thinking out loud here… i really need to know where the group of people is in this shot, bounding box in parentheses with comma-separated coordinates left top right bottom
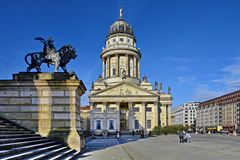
(178, 131, 191, 143)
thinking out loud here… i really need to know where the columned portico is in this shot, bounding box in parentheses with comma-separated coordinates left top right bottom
(89, 8, 172, 134)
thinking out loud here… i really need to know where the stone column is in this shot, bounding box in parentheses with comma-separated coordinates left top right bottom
(102, 58, 105, 79)
(137, 58, 140, 79)
(154, 102, 158, 127)
(142, 102, 146, 130)
(103, 102, 107, 130)
(116, 54, 119, 76)
(168, 104, 171, 126)
(106, 57, 110, 78)
(133, 56, 136, 78)
(90, 103, 94, 130)
(116, 102, 120, 130)
(125, 54, 129, 76)
(128, 102, 133, 131)
(108, 56, 111, 77)
(166, 104, 169, 126)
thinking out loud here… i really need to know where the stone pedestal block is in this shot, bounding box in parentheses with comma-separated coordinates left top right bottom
(0, 72, 86, 152)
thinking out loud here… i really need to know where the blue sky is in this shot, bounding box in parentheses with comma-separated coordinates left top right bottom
(0, 0, 240, 107)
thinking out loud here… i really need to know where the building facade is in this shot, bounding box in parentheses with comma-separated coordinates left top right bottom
(171, 102, 199, 127)
(196, 90, 240, 133)
(89, 10, 172, 134)
(80, 106, 90, 132)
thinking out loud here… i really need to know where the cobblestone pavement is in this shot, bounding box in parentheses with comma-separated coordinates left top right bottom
(79, 134, 240, 160)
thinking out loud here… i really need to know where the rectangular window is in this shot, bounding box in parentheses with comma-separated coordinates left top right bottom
(146, 107, 152, 112)
(109, 120, 114, 129)
(96, 120, 101, 130)
(133, 107, 139, 112)
(135, 120, 139, 129)
(147, 120, 151, 129)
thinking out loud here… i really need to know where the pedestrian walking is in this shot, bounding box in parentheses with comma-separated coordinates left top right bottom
(116, 130, 120, 138)
(185, 132, 191, 143)
(148, 131, 152, 136)
(179, 131, 184, 143)
(132, 130, 135, 136)
(141, 130, 144, 138)
(119, 130, 122, 138)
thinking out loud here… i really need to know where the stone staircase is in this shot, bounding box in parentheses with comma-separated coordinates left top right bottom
(0, 116, 81, 160)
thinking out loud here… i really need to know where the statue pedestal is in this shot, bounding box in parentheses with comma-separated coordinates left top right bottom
(0, 72, 86, 152)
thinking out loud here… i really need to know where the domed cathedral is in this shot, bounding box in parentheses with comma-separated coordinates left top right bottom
(89, 8, 172, 134)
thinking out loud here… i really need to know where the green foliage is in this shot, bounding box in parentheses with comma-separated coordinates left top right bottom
(152, 125, 188, 135)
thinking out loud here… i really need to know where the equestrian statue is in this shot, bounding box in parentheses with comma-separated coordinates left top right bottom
(25, 37, 77, 72)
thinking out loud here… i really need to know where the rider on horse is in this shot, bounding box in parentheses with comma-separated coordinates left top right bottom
(35, 37, 57, 61)
(25, 37, 77, 72)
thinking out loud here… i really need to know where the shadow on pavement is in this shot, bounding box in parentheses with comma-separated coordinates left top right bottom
(84, 134, 152, 153)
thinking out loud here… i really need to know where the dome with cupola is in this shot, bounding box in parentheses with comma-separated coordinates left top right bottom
(106, 8, 134, 38)
(107, 18, 134, 38)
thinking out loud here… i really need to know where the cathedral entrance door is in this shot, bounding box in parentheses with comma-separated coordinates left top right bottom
(120, 103, 129, 131)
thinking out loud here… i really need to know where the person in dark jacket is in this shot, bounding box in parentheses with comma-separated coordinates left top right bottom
(140, 130, 144, 138)
(148, 131, 152, 136)
(132, 130, 135, 136)
(179, 131, 184, 143)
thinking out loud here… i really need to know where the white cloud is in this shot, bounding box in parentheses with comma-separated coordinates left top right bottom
(221, 64, 240, 75)
(212, 57, 240, 88)
(192, 85, 224, 102)
(177, 76, 197, 85)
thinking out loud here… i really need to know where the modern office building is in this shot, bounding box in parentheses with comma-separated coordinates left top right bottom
(196, 90, 240, 133)
(171, 102, 199, 127)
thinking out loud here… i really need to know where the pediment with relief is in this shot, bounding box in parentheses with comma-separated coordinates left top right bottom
(92, 83, 158, 97)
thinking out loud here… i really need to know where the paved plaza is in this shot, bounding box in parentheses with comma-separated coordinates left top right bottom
(80, 134, 240, 160)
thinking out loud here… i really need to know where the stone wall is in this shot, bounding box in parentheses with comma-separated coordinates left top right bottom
(0, 72, 86, 152)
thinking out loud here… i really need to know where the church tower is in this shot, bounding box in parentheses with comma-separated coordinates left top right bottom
(101, 7, 141, 85)
(89, 8, 172, 134)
